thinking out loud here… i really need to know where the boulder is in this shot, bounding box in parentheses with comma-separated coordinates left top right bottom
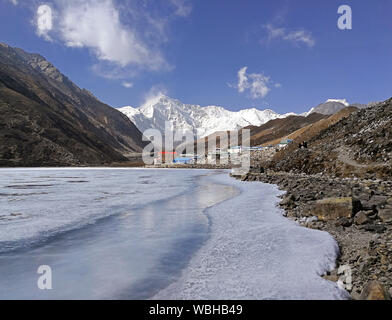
(250, 166, 264, 174)
(312, 197, 356, 221)
(363, 210, 377, 217)
(378, 207, 392, 223)
(364, 224, 386, 233)
(354, 211, 370, 225)
(280, 194, 295, 207)
(351, 292, 361, 300)
(240, 174, 248, 181)
(323, 269, 339, 282)
(361, 195, 388, 211)
(359, 281, 391, 300)
(335, 217, 352, 227)
(323, 274, 339, 282)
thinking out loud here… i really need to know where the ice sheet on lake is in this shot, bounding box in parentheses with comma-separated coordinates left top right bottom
(0, 168, 202, 250)
(0, 168, 349, 299)
(154, 173, 349, 300)
(0, 168, 237, 299)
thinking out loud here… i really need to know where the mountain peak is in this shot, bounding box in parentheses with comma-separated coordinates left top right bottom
(305, 98, 351, 115)
(140, 94, 178, 110)
(119, 97, 292, 138)
(326, 99, 350, 106)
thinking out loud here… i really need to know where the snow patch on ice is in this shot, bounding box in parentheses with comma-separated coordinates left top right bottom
(154, 173, 349, 300)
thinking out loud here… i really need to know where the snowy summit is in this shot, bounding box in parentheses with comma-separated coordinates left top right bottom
(118, 95, 295, 138)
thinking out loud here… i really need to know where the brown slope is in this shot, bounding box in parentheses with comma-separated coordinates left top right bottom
(268, 101, 392, 179)
(266, 106, 358, 147)
(0, 43, 146, 167)
(242, 113, 327, 147)
(181, 113, 327, 154)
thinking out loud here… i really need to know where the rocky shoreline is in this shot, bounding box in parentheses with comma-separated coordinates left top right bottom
(237, 170, 392, 300)
(145, 164, 232, 169)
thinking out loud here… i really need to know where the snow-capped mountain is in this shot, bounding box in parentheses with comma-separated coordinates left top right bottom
(303, 98, 376, 116)
(325, 99, 350, 105)
(304, 99, 351, 116)
(118, 95, 295, 138)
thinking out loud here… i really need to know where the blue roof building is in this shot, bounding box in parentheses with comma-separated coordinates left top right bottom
(173, 157, 193, 164)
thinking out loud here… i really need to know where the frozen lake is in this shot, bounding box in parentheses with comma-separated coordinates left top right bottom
(0, 168, 348, 299)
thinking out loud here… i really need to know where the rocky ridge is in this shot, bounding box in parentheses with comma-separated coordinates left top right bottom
(0, 43, 146, 166)
(269, 99, 392, 179)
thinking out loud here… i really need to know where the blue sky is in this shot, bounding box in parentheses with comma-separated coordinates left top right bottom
(1, 0, 391, 113)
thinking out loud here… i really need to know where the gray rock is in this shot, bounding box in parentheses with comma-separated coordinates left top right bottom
(378, 207, 392, 223)
(364, 224, 386, 233)
(354, 211, 370, 225)
(336, 217, 353, 227)
(280, 195, 294, 206)
(364, 210, 376, 217)
(351, 292, 361, 300)
(363, 195, 388, 210)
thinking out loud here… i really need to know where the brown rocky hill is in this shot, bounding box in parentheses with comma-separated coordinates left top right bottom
(0, 43, 146, 166)
(243, 113, 327, 146)
(267, 106, 358, 149)
(268, 99, 392, 179)
(182, 113, 327, 154)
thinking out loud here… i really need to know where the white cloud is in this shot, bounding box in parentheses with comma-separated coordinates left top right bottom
(237, 66, 248, 93)
(122, 81, 134, 88)
(141, 85, 168, 108)
(10, 0, 18, 5)
(36, 4, 53, 41)
(284, 29, 315, 47)
(265, 24, 285, 41)
(234, 67, 277, 99)
(264, 24, 315, 47)
(34, 0, 188, 77)
(170, 0, 192, 17)
(248, 74, 271, 99)
(59, 0, 165, 69)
